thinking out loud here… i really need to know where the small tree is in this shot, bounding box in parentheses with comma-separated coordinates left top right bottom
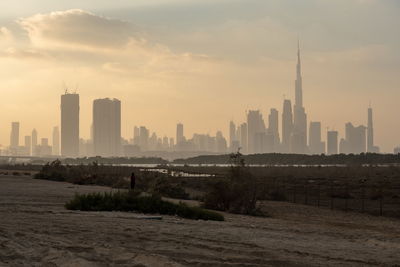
(204, 150, 262, 215)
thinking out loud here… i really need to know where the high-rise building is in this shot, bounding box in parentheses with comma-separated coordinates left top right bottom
(31, 129, 38, 156)
(327, 130, 338, 155)
(24, 136, 31, 156)
(282, 99, 293, 153)
(240, 123, 248, 154)
(292, 42, 308, 154)
(93, 98, 121, 157)
(229, 121, 237, 151)
(247, 110, 266, 154)
(309, 122, 325, 154)
(139, 126, 149, 151)
(268, 108, 280, 152)
(342, 123, 367, 154)
(61, 92, 79, 157)
(52, 126, 60, 156)
(10, 122, 20, 148)
(133, 126, 140, 145)
(176, 123, 184, 145)
(367, 107, 380, 153)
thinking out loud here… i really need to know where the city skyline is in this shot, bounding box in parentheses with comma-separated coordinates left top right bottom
(0, 1, 399, 152)
(0, 45, 389, 157)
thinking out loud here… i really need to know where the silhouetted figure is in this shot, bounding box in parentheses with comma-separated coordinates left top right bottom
(130, 172, 136, 191)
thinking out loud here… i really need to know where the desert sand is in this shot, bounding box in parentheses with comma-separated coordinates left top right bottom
(1, 175, 400, 266)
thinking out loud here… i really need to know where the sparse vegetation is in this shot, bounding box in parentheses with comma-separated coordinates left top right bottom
(204, 151, 264, 216)
(65, 191, 224, 221)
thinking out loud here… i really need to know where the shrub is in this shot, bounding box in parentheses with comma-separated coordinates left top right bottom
(152, 177, 190, 200)
(203, 151, 263, 216)
(65, 192, 224, 221)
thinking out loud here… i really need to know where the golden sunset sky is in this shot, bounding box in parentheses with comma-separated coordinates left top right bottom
(0, 0, 399, 152)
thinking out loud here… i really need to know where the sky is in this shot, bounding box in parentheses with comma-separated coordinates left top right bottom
(0, 0, 399, 152)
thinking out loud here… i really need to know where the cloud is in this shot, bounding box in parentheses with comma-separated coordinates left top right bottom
(18, 9, 136, 50)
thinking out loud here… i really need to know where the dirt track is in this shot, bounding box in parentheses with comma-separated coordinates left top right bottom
(1, 175, 400, 266)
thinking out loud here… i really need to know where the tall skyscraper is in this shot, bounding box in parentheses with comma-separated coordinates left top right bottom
(247, 110, 266, 154)
(240, 123, 248, 154)
(139, 126, 149, 151)
(31, 129, 38, 156)
(10, 122, 20, 148)
(176, 123, 184, 145)
(229, 121, 237, 151)
(268, 108, 280, 152)
(367, 107, 380, 153)
(61, 92, 79, 157)
(282, 99, 293, 152)
(52, 126, 60, 156)
(309, 122, 325, 154)
(93, 98, 121, 157)
(24, 136, 31, 156)
(342, 123, 367, 154)
(327, 130, 338, 155)
(292, 42, 308, 154)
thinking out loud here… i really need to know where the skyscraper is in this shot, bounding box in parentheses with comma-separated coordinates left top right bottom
(176, 123, 184, 145)
(10, 122, 20, 148)
(247, 110, 266, 154)
(309, 122, 325, 154)
(342, 123, 367, 154)
(52, 126, 60, 156)
(268, 108, 280, 152)
(61, 92, 79, 157)
(292, 42, 308, 154)
(367, 107, 380, 153)
(229, 121, 237, 151)
(24, 136, 31, 156)
(31, 129, 38, 156)
(327, 130, 338, 155)
(282, 99, 293, 152)
(240, 123, 248, 154)
(93, 98, 121, 157)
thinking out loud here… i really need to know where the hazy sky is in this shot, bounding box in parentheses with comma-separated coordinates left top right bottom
(0, 0, 399, 152)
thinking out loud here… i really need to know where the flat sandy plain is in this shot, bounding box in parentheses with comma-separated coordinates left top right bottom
(1, 175, 400, 266)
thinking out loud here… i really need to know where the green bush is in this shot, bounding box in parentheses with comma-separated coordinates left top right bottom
(65, 191, 224, 221)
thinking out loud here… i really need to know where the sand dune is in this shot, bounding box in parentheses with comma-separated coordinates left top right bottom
(1, 175, 400, 266)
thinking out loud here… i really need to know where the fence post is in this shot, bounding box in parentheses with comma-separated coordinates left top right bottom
(330, 182, 334, 210)
(380, 185, 383, 216)
(317, 184, 320, 207)
(345, 183, 349, 212)
(361, 182, 365, 213)
(304, 184, 308, 205)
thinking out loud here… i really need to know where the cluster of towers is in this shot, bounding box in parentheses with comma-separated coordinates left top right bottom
(228, 44, 380, 155)
(3, 44, 383, 158)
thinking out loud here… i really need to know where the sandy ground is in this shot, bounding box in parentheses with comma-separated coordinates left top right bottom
(1, 176, 400, 267)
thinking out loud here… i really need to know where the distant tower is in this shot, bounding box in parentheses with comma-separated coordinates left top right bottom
(292, 41, 308, 154)
(93, 98, 122, 157)
(268, 108, 280, 151)
(240, 123, 248, 154)
(52, 126, 60, 156)
(24, 136, 31, 156)
(10, 122, 20, 149)
(176, 123, 184, 145)
(31, 129, 38, 156)
(327, 130, 338, 155)
(229, 121, 237, 151)
(309, 122, 325, 154)
(367, 106, 374, 153)
(61, 92, 80, 157)
(247, 110, 266, 154)
(282, 99, 293, 152)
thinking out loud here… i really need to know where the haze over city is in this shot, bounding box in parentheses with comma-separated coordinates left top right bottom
(0, 0, 399, 153)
